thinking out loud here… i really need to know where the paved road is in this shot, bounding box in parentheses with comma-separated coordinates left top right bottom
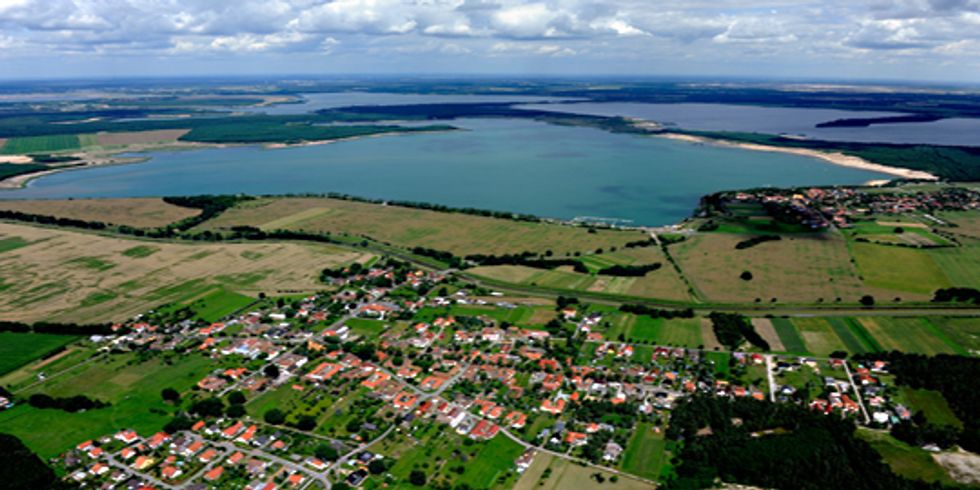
(842, 361, 871, 424)
(765, 354, 777, 403)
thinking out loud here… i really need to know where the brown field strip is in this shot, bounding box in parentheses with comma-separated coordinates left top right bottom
(0, 198, 199, 228)
(94, 129, 190, 146)
(751, 318, 786, 351)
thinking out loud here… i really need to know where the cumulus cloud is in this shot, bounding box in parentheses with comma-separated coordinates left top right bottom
(0, 0, 977, 79)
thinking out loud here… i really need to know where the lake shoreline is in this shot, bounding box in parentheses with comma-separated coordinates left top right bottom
(655, 132, 939, 181)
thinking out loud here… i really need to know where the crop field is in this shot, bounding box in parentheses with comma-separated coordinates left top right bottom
(0, 332, 78, 376)
(937, 210, 980, 239)
(199, 197, 646, 256)
(928, 317, 980, 355)
(621, 422, 667, 480)
(0, 222, 373, 322)
(0, 198, 200, 228)
(856, 317, 964, 355)
(0, 352, 216, 458)
(0, 163, 49, 180)
(770, 318, 808, 353)
(607, 315, 702, 347)
(671, 232, 873, 304)
(825, 317, 880, 354)
(0, 134, 80, 154)
(788, 318, 848, 356)
(849, 242, 950, 297)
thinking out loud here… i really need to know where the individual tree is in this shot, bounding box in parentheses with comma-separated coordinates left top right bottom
(227, 391, 246, 405)
(368, 459, 386, 474)
(740, 271, 753, 281)
(860, 295, 875, 306)
(314, 444, 339, 461)
(226, 404, 246, 418)
(190, 397, 225, 418)
(296, 415, 317, 431)
(409, 470, 427, 486)
(264, 409, 286, 425)
(263, 364, 280, 379)
(161, 387, 180, 403)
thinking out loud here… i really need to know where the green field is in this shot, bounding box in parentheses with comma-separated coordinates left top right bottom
(825, 317, 880, 354)
(857, 429, 956, 485)
(928, 317, 980, 355)
(850, 242, 950, 296)
(0, 163, 50, 180)
(0, 352, 216, 458)
(621, 422, 667, 480)
(0, 134, 80, 154)
(899, 388, 963, 428)
(0, 332, 78, 376)
(0, 236, 30, 253)
(857, 318, 965, 355)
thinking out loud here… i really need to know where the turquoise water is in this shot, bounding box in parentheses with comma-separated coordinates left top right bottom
(1, 119, 890, 226)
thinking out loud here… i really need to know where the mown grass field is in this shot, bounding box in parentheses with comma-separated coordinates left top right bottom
(468, 253, 691, 303)
(0, 222, 373, 322)
(0, 198, 200, 228)
(621, 422, 667, 480)
(0, 332, 78, 376)
(199, 197, 647, 257)
(849, 242, 950, 297)
(0, 352, 216, 458)
(605, 314, 702, 347)
(928, 317, 980, 355)
(671, 231, 870, 304)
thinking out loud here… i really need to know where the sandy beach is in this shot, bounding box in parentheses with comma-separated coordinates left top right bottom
(657, 132, 939, 181)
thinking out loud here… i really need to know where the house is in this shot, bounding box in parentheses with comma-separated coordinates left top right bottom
(540, 398, 566, 415)
(197, 376, 228, 392)
(161, 465, 183, 480)
(505, 411, 527, 429)
(393, 391, 418, 410)
(89, 463, 110, 476)
(565, 431, 588, 447)
(114, 430, 139, 445)
(603, 441, 624, 462)
(287, 473, 305, 487)
(132, 455, 155, 471)
(305, 362, 342, 382)
(469, 420, 500, 440)
(146, 432, 170, 449)
(204, 466, 225, 482)
(199, 448, 219, 463)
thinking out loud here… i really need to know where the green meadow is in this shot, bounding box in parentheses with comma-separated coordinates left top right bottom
(0, 332, 79, 376)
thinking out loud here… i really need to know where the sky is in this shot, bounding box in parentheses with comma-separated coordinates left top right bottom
(1, 0, 979, 83)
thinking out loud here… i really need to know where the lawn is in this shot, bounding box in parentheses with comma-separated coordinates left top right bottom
(0, 332, 78, 376)
(199, 197, 646, 257)
(187, 288, 255, 322)
(456, 435, 524, 489)
(621, 422, 667, 480)
(344, 318, 389, 338)
(704, 351, 731, 376)
(517, 454, 657, 490)
(0, 352, 216, 458)
(770, 318, 808, 354)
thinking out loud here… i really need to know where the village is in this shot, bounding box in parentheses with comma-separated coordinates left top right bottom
(715, 184, 980, 230)
(20, 255, 919, 490)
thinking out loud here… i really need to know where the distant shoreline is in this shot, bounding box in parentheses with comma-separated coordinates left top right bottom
(655, 132, 939, 181)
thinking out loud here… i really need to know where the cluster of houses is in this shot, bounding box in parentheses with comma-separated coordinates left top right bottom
(725, 185, 980, 229)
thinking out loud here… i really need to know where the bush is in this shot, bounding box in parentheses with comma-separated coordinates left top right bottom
(860, 295, 875, 306)
(227, 391, 246, 405)
(161, 387, 180, 403)
(189, 397, 225, 418)
(315, 444, 339, 461)
(295, 415, 317, 431)
(226, 404, 246, 418)
(740, 271, 753, 281)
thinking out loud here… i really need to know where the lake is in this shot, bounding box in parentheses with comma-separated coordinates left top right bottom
(519, 102, 980, 147)
(1, 118, 890, 226)
(242, 92, 575, 115)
